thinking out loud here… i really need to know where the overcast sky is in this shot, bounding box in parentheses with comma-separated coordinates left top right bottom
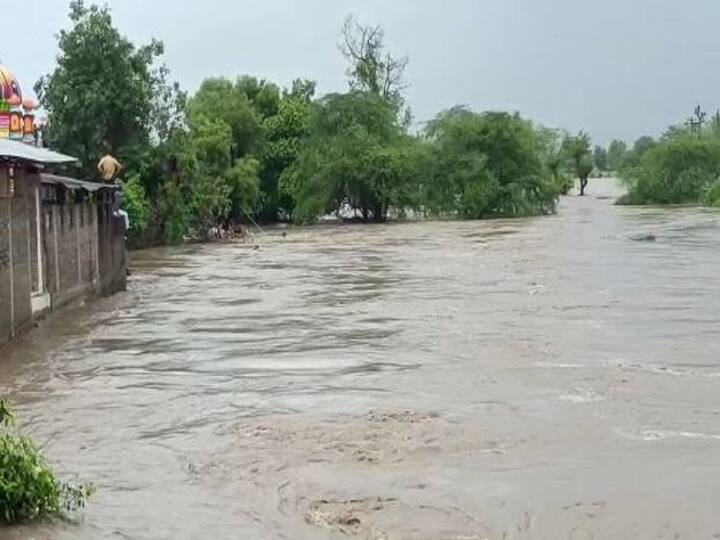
(4, 0, 720, 145)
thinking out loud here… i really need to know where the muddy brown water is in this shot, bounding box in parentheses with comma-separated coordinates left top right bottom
(2, 179, 720, 539)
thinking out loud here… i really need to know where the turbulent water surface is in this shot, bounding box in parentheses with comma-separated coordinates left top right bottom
(1, 180, 719, 539)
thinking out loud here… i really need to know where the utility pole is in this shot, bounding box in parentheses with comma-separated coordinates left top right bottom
(686, 105, 707, 137)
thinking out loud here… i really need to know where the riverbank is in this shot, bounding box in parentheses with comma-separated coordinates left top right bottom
(2, 179, 720, 539)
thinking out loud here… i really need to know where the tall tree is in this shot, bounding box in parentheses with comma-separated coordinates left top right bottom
(282, 92, 414, 223)
(607, 139, 627, 171)
(564, 132, 593, 196)
(261, 80, 316, 220)
(339, 15, 409, 109)
(422, 109, 559, 217)
(35, 1, 175, 177)
(632, 136, 655, 157)
(186, 78, 262, 159)
(536, 126, 572, 194)
(593, 145, 608, 172)
(235, 76, 281, 120)
(623, 135, 656, 169)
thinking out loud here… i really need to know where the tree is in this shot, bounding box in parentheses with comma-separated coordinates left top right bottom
(261, 82, 316, 220)
(226, 157, 262, 219)
(607, 139, 627, 171)
(175, 113, 260, 235)
(285, 79, 317, 101)
(633, 135, 655, 156)
(282, 92, 415, 223)
(235, 75, 281, 119)
(187, 78, 262, 159)
(421, 109, 560, 217)
(35, 1, 176, 177)
(339, 15, 409, 110)
(594, 145, 608, 172)
(623, 135, 656, 169)
(536, 126, 572, 194)
(564, 132, 593, 196)
(620, 133, 720, 205)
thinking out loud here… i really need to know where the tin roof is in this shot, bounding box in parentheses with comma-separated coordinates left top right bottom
(41, 174, 116, 192)
(0, 139, 77, 165)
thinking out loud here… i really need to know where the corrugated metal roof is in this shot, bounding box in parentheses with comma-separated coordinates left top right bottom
(41, 174, 116, 192)
(0, 139, 77, 164)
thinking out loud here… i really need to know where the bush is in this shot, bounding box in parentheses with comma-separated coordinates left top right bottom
(421, 109, 559, 218)
(284, 92, 416, 223)
(620, 135, 720, 205)
(0, 400, 94, 525)
(702, 180, 720, 206)
(121, 175, 150, 242)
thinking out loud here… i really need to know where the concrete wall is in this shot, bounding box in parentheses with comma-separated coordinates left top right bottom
(42, 199, 99, 308)
(0, 168, 35, 342)
(0, 166, 126, 345)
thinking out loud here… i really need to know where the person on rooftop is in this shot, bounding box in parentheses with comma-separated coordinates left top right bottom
(97, 150, 122, 184)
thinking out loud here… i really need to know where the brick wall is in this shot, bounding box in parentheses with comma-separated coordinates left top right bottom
(0, 169, 37, 341)
(42, 198, 105, 309)
(0, 182, 12, 341)
(1, 167, 127, 345)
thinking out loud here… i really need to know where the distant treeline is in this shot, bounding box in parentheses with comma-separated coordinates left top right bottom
(37, 2, 599, 246)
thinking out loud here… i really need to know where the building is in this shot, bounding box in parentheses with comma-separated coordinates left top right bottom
(0, 139, 127, 344)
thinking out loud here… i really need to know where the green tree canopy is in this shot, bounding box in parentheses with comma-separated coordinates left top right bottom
(620, 133, 720, 205)
(235, 76, 281, 119)
(564, 132, 593, 195)
(607, 139, 628, 171)
(421, 109, 560, 217)
(623, 135, 656, 169)
(535, 127, 572, 194)
(186, 78, 262, 158)
(282, 91, 414, 222)
(260, 82, 316, 219)
(594, 145, 608, 171)
(35, 0, 175, 177)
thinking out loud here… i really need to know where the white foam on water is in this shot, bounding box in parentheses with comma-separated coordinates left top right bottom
(619, 429, 720, 442)
(558, 390, 605, 403)
(617, 361, 720, 379)
(533, 362, 583, 369)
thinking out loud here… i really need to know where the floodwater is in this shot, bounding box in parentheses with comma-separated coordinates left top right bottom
(1, 179, 720, 539)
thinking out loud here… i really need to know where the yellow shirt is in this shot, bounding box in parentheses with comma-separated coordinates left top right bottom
(97, 155, 122, 182)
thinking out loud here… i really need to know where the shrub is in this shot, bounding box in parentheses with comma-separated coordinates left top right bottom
(421, 109, 559, 218)
(0, 399, 94, 525)
(620, 135, 720, 205)
(702, 180, 720, 206)
(122, 175, 150, 240)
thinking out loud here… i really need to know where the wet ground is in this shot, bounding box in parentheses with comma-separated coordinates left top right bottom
(1, 179, 720, 539)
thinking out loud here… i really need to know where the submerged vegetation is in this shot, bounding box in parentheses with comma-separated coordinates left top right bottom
(618, 134, 720, 205)
(0, 399, 94, 525)
(593, 106, 720, 207)
(35, 2, 591, 246)
(35, 3, 720, 246)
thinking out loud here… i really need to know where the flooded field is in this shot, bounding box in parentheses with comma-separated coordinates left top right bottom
(1, 179, 719, 539)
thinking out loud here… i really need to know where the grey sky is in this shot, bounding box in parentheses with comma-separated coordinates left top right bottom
(5, 0, 720, 145)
